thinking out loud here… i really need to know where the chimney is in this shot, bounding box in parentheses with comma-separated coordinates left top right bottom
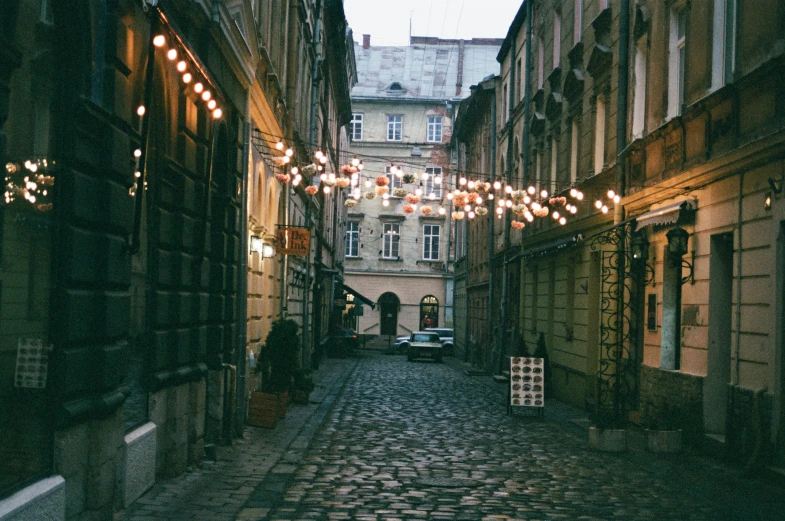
(362, 34, 371, 49)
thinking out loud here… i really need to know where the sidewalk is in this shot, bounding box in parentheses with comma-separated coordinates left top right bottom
(116, 356, 359, 521)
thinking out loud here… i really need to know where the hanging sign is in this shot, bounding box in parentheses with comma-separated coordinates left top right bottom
(276, 226, 310, 256)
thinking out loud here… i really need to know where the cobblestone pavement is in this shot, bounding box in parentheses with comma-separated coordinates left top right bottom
(250, 351, 785, 521)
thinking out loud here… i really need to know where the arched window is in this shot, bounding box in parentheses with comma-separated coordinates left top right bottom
(420, 295, 439, 329)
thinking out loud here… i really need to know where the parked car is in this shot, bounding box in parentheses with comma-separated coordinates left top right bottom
(407, 331, 443, 363)
(324, 327, 359, 358)
(393, 335, 410, 354)
(425, 327, 454, 356)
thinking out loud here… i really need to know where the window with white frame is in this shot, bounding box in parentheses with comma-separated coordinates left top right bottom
(668, 4, 687, 119)
(711, 0, 736, 90)
(350, 113, 363, 141)
(574, 0, 583, 45)
(427, 115, 443, 142)
(422, 224, 440, 260)
(424, 167, 443, 199)
(382, 223, 400, 258)
(632, 36, 648, 139)
(594, 95, 606, 174)
(345, 221, 360, 257)
(538, 37, 545, 89)
(570, 119, 579, 184)
(553, 11, 561, 70)
(387, 115, 402, 141)
(386, 165, 404, 190)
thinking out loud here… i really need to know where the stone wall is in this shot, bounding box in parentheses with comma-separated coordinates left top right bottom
(726, 386, 773, 466)
(640, 365, 703, 443)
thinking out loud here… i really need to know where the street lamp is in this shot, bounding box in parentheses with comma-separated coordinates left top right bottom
(666, 226, 694, 284)
(631, 233, 649, 263)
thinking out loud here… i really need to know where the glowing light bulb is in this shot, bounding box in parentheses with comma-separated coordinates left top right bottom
(541, 189, 549, 198)
(434, 176, 442, 185)
(570, 206, 577, 214)
(153, 35, 166, 47)
(382, 199, 390, 207)
(291, 167, 299, 175)
(415, 188, 422, 196)
(447, 193, 454, 200)
(382, 193, 390, 200)
(467, 181, 476, 189)
(134, 149, 142, 158)
(468, 211, 476, 219)
(137, 105, 146, 116)
(351, 157, 360, 167)
(505, 200, 513, 208)
(321, 173, 327, 181)
(560, 217, 567, 225)
(595, 200, 603, 209)
(459, 177, 467, 185)
(135, 171, 141, 178)
(570, 188, 578, 198)
(314, 150, 323, 158)
(324, 186, 331, 194)
(212, 108, 222, 119)
(498, 199, 505, 207)
(576, 191, 584, 201)
(182, 72, 192, 83)
(552, 211, 560, 220)
(365, 179, 371, 187)
(476, 197, 483, 205)
(167, 49, 177, 61)
(207, 99, 217, 110)
(488, 194, 494, 200)
(613, 195, 621, 204)
(285, 148, 293, 157)
(523, 195, 531, 204)
(527, 186, 536, 194)
(201, 90, 211, 101)
(505, 185, 513, 194)
(464, 204, 472, 212)
(607, 189, 616, 199)
(177, 60, 187, 72)
(496, 207, 504, 215)
(493, 181, 502, 190)
(601, 205, 609, 213)
(282, 156, 290, 164)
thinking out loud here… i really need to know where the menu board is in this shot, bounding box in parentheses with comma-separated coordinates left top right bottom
(14, 338, 53, 389)
(510, 357, 545, 407)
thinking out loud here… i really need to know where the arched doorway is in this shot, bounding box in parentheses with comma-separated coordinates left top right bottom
(420, 295, 439, 329)
(378, 292, 400, 336)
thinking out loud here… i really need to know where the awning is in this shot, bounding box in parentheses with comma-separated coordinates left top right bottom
(633, 199, 697, 231)
(522, 234, 584, 260)
(339, 283, 376, 310)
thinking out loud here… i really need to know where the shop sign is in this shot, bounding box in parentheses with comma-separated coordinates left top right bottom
(276, 226, 310, 256)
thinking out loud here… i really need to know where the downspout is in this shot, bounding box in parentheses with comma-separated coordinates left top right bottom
(235, 119, 250, 436)
(498, 32, 517, 374)
(457, 138, 469, 362)
(734, 172, 744, 385)
(486, 89, 497, 367)
(616, 0, 630, 221)
(522, 0, 532, 185)
(304, 0, 323, 367)
(445, 101, 454, 329)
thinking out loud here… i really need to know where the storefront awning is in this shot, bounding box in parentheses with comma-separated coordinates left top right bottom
(339, 283, 376, 309)
(522, 234, 584, 260)
(633, 199, 697, 231)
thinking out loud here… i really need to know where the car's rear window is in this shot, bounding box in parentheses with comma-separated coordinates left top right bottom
(413, 333, 439, 342)
(427, 329, 453, 338)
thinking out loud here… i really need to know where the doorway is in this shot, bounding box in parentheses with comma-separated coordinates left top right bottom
(420, 295, 439, 329)
(704, 233, 734, 437)
(379, 292, 400, 336)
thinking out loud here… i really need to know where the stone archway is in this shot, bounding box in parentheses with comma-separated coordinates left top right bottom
(378, 292, 400, 336)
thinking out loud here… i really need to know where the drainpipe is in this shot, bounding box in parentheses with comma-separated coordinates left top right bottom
(523, 0, 532, 185)
(235, 119, 250, 436)
(616, 0, 630, 219)
(734, 172, 744, 385)
(445, 100, 454, 329)
(304, 0, 323, 367)
(487, 86, 497, 367)
(498, 32, 517, 374)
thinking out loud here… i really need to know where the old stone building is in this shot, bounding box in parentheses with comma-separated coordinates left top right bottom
(453, 0, 785, 468)
(0, 0, 355, 519)
(344, 35, 502, 339)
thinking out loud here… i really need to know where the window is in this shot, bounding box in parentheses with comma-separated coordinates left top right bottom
(502, 83, 508, 123)
(350, 113, 363, 141)
(517, 57, 523, 102)
(537, 37, 545, 89)
(387, 115, 402, 141)
(520, 42, 528, 101)
(535, 149, 542, 185)
(668, 4, 687, 119)
(345, 221, 359, 257)
(711, 0, 736, 90)
(599, 0, 608, 9)
(632, 36, 647, 139)
(574, 0, 583, 45)
(386, 166, 404, 190)
(553, 11, 561, 70)
(382, 223, 400, 258)
(424, 167, 443, 199)
(570, 119, 580, 184)
(40, 0, 53, 23)
(594, 95, 606, 174)
(423, 224, 440, 260)
(427, 116, 443, 142)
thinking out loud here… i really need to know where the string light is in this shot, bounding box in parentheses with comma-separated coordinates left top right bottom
(493, 181, 502, 190)
(167, 49, 178, 60)
(153, 35, 166, 47)
(194, 82, 204, 94)
(176, 60, 187, 72)
(136, 106, 146, 116)
(182, 73, 192, 83)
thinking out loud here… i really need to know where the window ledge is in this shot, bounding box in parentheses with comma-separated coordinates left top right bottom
(379, 257, 403, 262)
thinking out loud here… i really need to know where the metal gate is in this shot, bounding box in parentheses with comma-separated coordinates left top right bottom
(588, 221, 652, 426)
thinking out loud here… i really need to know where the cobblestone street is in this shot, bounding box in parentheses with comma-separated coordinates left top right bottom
(120, 349, 785, 521)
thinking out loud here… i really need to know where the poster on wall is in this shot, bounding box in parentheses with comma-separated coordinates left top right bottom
(509, 357, 545, 410)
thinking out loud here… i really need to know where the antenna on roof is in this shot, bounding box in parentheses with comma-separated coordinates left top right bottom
(409, 10, 413, 44)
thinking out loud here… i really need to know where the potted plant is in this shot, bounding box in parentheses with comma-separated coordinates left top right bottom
(588, 408, 628, 452)
(291, 369, 315, 404)
(247, 319, 300, 427)
(644, 403, 683, 453)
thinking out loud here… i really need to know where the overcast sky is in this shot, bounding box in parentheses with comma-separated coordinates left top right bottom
(343, 0, 522, 47)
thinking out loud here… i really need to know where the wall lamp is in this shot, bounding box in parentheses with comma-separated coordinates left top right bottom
(250, 235, 275, 258)
(666, 227, 694, 285)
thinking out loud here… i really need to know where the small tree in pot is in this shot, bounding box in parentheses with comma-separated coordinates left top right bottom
(248, 319, 300, 427)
